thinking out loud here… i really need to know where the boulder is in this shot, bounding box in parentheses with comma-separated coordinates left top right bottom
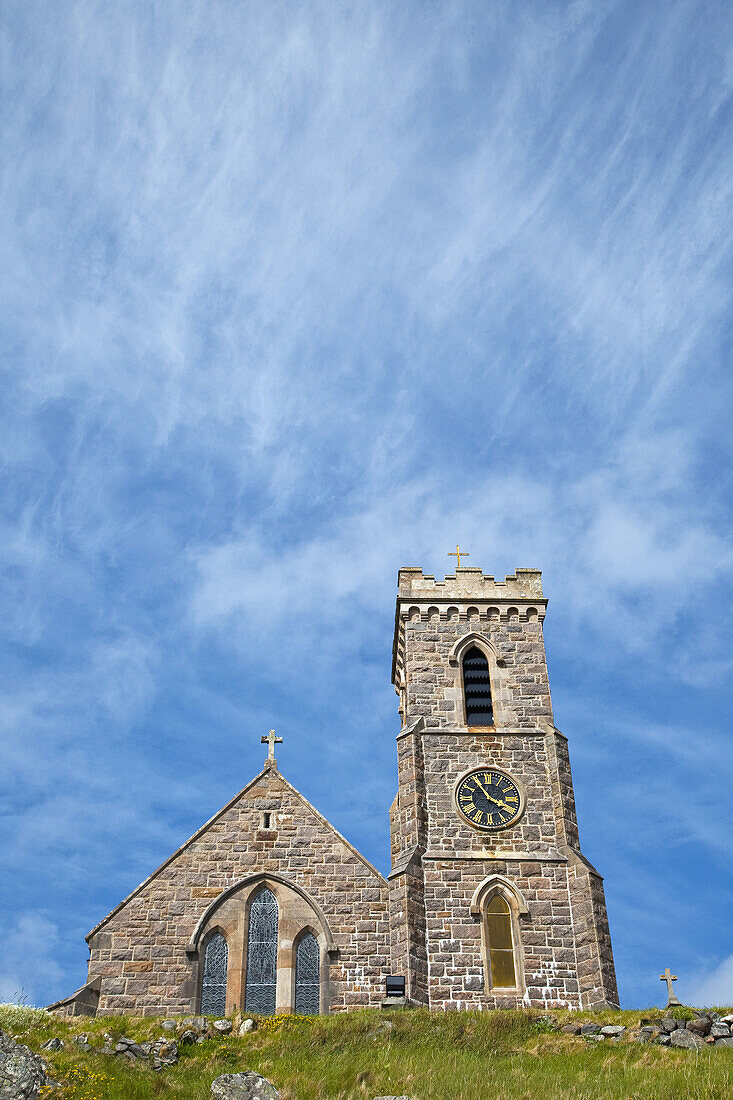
(654, 1035, 671, 1046)
(710, 1023, 731, 1038)
(211, 1072, 281, 1099)
(670, 1029, 705, 1050)
(600, 1025, 626, 1037)
(715, 1037, 733, 1047)
(660, 1018, 678, 1033)
(72, 1034, 91, 1052)
(182, 1016, 208, 1036)
(213, 1020, 233, 1034)
(686, 1017, 711, 1037)
(0, 1030, 48, 1099)
(580, 1023, 601, 1035)
(161, 1020, 178, 1033)
(239, 1020, 256, 1035)
(179, 1029, 199, 1045)
(40, 1039, 63, 1051)
(561, 1023, 581, 1035)
(720, 1014, 733, 1025)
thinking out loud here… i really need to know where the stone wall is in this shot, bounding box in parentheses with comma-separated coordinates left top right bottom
(390, 566, 619, 1010)
(85, 764, 390, 1016)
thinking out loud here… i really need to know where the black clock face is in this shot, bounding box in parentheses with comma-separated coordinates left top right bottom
(455, 769, 522, 829)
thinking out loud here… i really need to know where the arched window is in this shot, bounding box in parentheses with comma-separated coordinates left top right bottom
(462, 646, 493, 725)
(294, 931, 320, 1015)
(200, 932, 228, 1015)
(245, 887, 279, 1015)
(485, 895, 517, 989)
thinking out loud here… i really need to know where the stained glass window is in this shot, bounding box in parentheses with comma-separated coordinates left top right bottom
(463, 647, 493, 725)
(486, 895, 516, 988)
(201, 932, 228, 1015)
(294, 932, 320, 1015)
(244, 887, 278, 1015)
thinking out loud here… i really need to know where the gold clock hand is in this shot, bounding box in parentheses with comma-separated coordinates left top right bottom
(472, 776, 513, 813)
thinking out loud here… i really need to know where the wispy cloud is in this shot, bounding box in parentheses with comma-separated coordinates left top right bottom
(0, 0, 731, 1007)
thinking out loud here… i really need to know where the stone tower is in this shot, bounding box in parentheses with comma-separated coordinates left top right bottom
(389, 565, 619, 1010)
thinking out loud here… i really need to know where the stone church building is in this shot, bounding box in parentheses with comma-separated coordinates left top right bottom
(49, 564, 619, 1017)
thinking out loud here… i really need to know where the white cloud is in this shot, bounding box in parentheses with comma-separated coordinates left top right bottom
(682, 954, 733, 1009)
(0, 914, 64, 1007)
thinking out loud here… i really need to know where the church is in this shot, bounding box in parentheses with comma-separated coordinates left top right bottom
(49, 562, 619, 1017)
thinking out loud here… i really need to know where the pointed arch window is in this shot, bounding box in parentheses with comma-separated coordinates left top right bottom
(294, 931, 320, 1015)
(200, 932, 228, 1015)
(462, 646, 494, 725)
(485, 895, 517, 989)
(245, 887, 279, 1015)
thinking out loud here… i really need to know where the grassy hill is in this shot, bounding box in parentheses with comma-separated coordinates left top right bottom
(2, 1003, 732, 1100)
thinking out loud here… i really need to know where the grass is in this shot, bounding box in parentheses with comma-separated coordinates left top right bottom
(1, 1003, 732, 1100)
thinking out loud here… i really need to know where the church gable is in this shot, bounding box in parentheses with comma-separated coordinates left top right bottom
(86, 763, 390, 1016)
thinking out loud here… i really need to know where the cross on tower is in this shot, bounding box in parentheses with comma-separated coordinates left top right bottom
(447, 544, 470, 569)
(660, 967, 682, 1007)
(261, 729, 282, 762)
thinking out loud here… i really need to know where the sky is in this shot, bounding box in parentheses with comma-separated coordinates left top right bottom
(0, 0, 731, 1011)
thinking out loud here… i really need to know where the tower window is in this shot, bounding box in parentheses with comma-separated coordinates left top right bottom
(486, 895, 517, 989)
(462, 646, 494, 726)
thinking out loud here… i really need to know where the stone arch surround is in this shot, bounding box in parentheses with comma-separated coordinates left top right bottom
(189, 873, 336, 1015)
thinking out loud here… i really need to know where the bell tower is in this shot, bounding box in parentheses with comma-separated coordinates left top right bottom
(388, 563, 619, 1010)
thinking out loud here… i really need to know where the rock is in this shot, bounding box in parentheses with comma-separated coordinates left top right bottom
(580, 1023, 601, 1035)
(213, 1020, 233, 1034)
(182, 1016, 208, 1035)
(670, 1029, 706, 1050)
(585, 1034, 605, 1042)
(0, 1030, 48, 1099)
(720, 1014, 733, 1024)
(660, 1018, 678, 1033)
(636, 1026, 661, 1043)
(150, 1039, 178, 1069)
(211, 1071, 281, 1099)
(654, 1034, 671, 1045)
(710, 1023, 731, 1038)
(179, 1029, 199, 1045)
(161, 1020, 177, 1033)
(561, 1023, 581, 1034)
(715, 1036, 733, 1047)
(72, 1034, 91, 1052)
(686, 1017, 711, 1037)
(40, 1038, 63, 1051)
(600, 1025, 626, 1037)
(239, 1020, 256, 1035)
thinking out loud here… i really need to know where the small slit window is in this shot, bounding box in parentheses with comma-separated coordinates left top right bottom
(462, 646, 494, 726)
(486, 895, 517, 989)
(294, 932, 320, 1015)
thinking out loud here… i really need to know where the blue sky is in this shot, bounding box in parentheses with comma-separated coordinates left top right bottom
(1, 0, 731, 1010)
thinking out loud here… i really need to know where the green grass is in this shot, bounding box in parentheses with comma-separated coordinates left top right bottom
(1, 1004, 732, 1100)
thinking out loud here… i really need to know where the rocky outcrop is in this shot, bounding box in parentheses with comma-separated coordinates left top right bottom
(0, 1031, 47, 1099)
(211, 1072, 281, 1099)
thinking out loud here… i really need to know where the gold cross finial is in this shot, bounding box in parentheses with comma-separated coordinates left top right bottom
(448, 544, 470, 569)
(660, 967, 681, 1006)
(261, 729, 282, 762)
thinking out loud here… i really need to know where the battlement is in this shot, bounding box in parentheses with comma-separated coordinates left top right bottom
(397, 566, 544, 600)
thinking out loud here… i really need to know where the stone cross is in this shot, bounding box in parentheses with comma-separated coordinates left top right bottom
(660, 967, 681, 1006)
(448, 544, 470, 569)
(261, 729, 282, 762)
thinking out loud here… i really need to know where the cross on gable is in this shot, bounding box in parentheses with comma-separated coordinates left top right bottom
(261, 729, 283, 762)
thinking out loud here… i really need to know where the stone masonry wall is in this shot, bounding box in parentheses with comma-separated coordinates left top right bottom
(86, 764, 390, 1016)
(391, 566, 619, 1010)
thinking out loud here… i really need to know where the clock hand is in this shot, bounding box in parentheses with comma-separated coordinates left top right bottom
(472, 776, 513, 813)
(472, 776, 512, 813)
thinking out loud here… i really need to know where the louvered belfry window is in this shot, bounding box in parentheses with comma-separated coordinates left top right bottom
(294, 932, 320, 1015)
(201, 932, 228, 1015)
(244, 887, 279, 1015)
(462, 646, 494, 725)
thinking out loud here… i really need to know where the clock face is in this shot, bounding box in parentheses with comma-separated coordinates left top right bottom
(454, 768, 523, 830)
